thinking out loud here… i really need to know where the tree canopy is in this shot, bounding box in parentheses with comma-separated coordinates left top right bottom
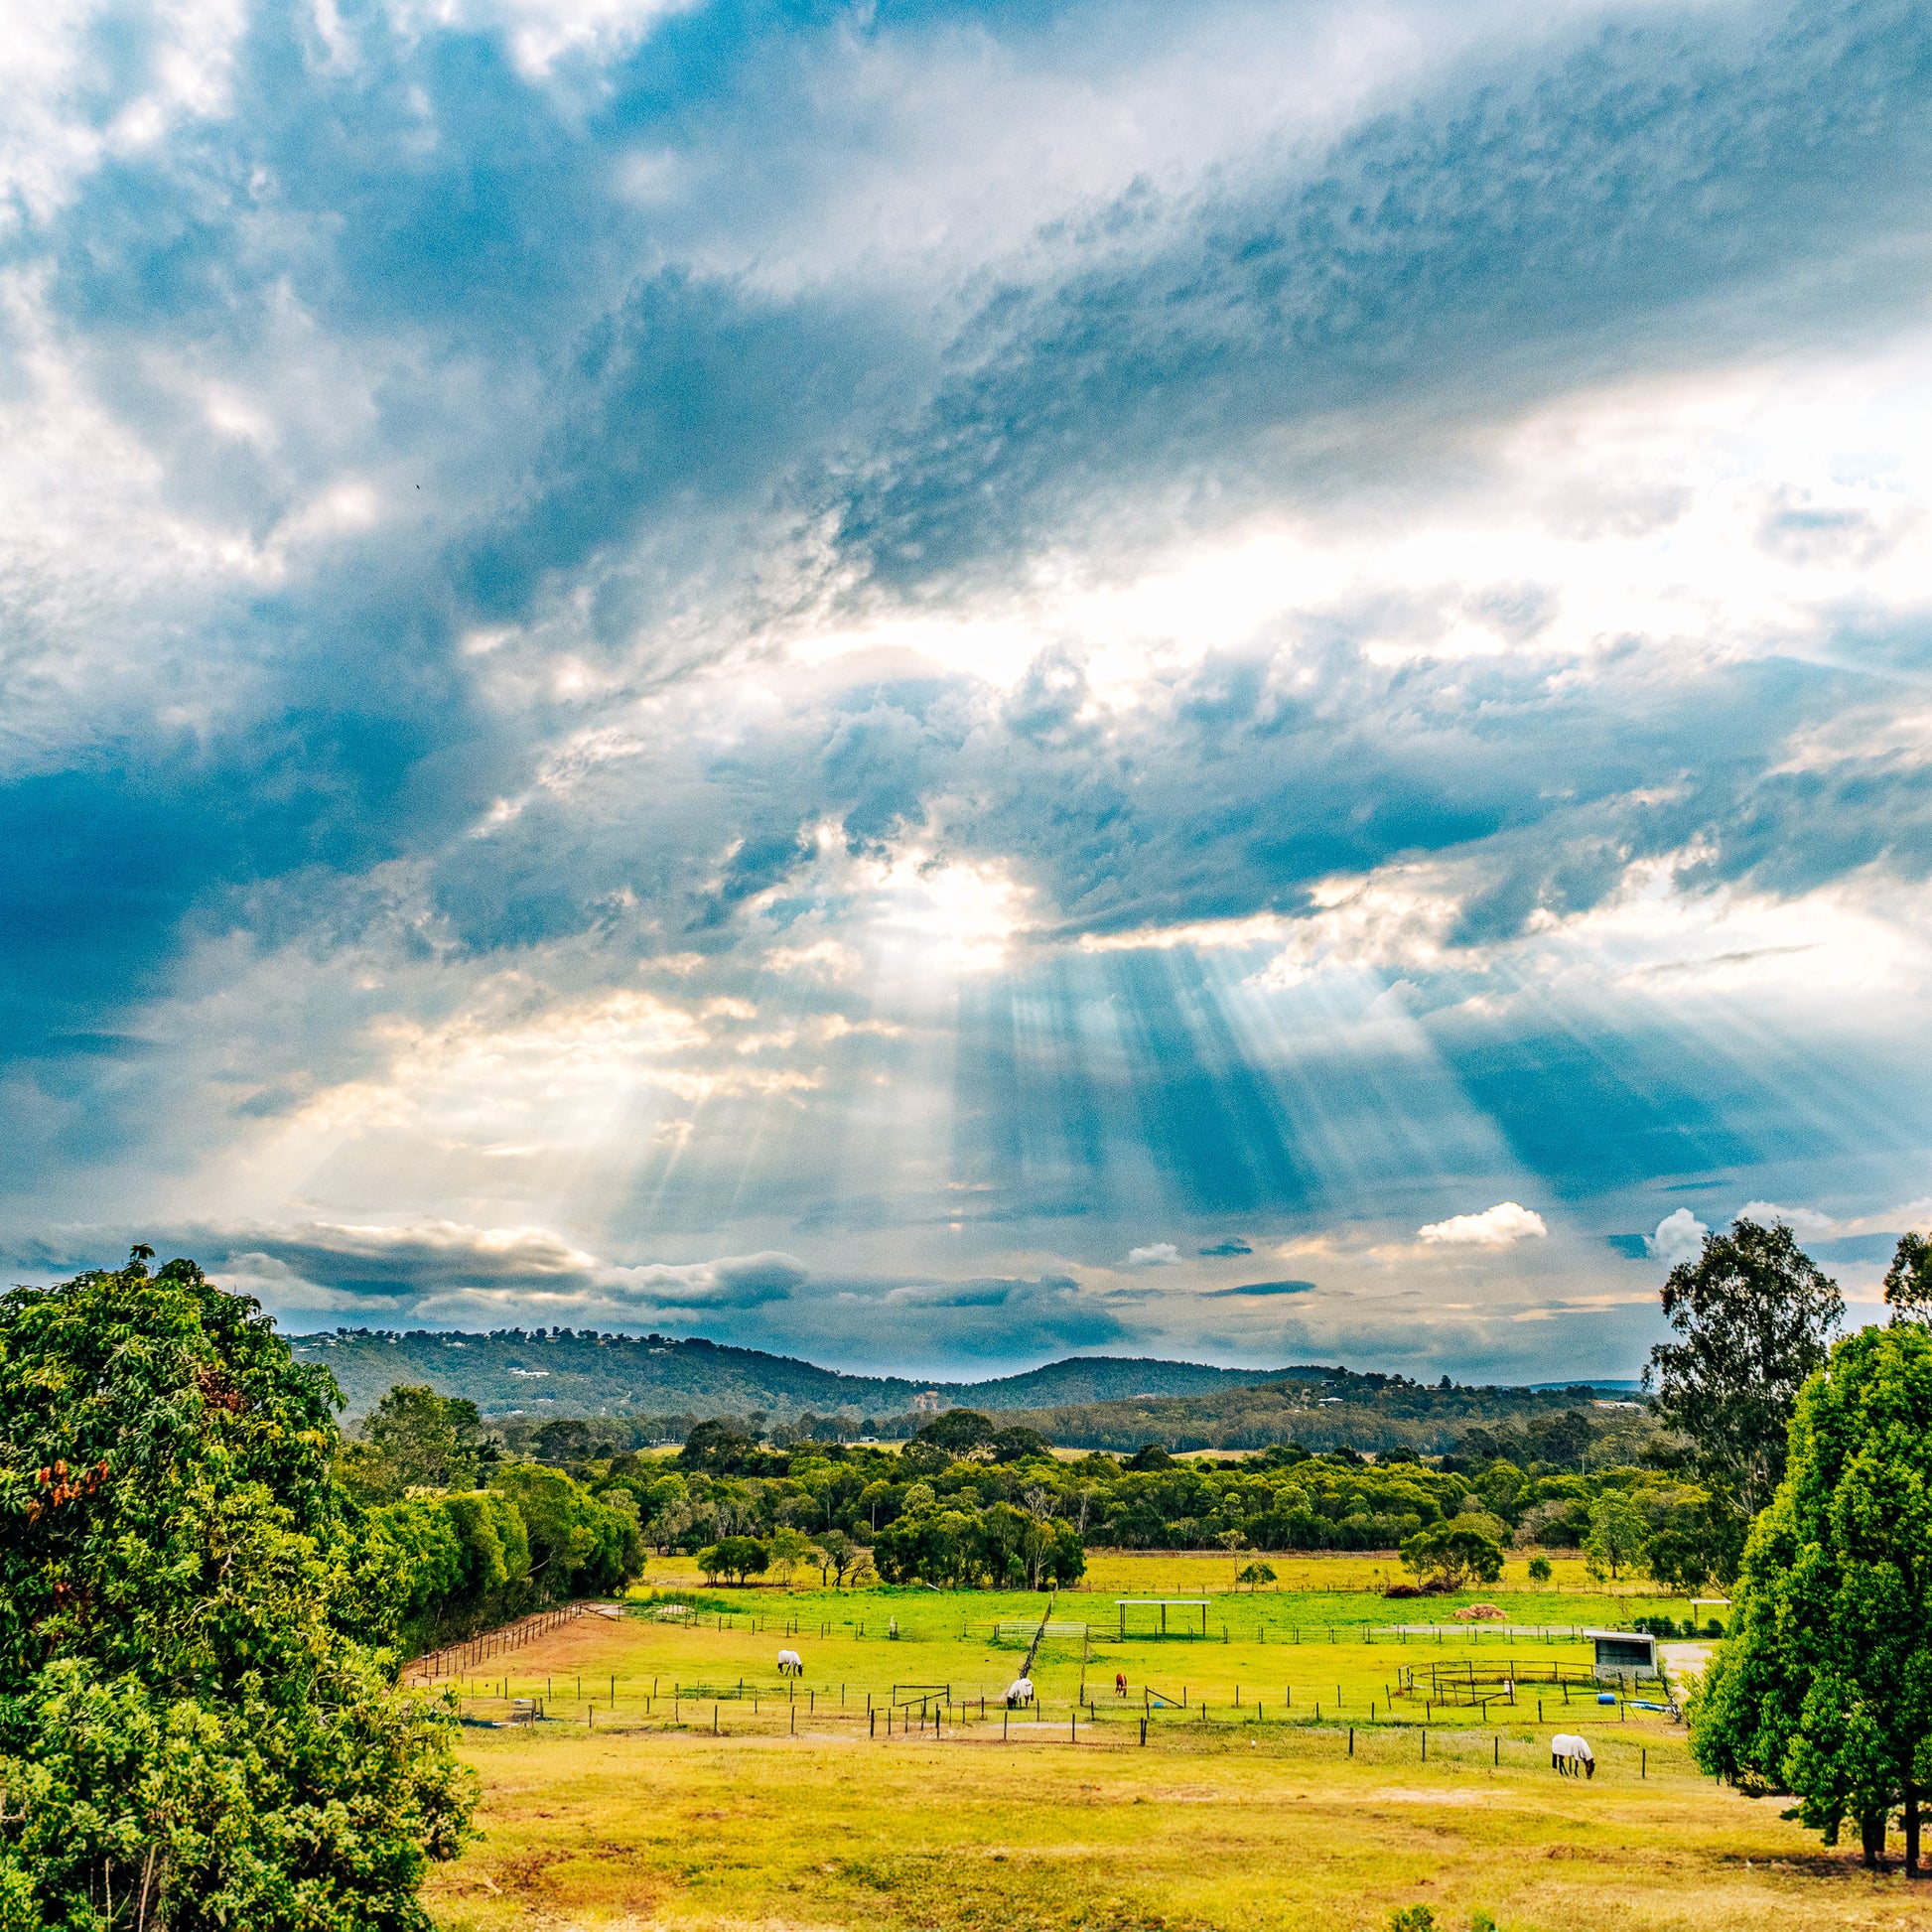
(1647, 1217, 1843, 1517)
(1399, 1520, 1504, 1590)
(0, 1251, 475, 1929)
(1691, 1322, 1932, 1873)
(1884, 1233, 1932, 1324)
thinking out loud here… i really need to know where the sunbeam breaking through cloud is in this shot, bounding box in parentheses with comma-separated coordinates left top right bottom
(3, 0, 1932, 1380)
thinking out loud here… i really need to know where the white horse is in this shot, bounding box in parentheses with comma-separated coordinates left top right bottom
(1005, 1676, 1035, 1708)
(1551, 1732, 1594, 1777)
(776, 1649, 803, 1676)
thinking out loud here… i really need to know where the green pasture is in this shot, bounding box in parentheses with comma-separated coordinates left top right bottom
(425, 1570, 1698, 1738)
(423, 1585, 1917, 1932)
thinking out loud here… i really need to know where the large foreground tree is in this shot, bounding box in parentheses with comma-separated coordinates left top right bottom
(1647, 1217, 1843, 1520)
(0, 1251, 474, 1929)
(1691, 1322, 1932, 1873)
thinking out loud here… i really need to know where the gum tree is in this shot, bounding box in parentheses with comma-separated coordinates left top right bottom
(1691, 1322, 1932, 1873)
(1648, 1217, 1843, 1519)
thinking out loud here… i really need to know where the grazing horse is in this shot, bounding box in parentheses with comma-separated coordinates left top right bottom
(1551, 1732, 1594, 1777)
(776, 1649, 803, 1676)
(1115, 1672, 1129, 1698)
(1005, 1676, 1035, 1709)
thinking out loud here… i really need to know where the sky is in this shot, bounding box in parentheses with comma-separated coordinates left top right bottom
(4, 0, 1931, 1384)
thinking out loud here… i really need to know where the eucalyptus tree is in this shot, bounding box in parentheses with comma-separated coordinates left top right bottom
(1692, 1323, 1932, 1874)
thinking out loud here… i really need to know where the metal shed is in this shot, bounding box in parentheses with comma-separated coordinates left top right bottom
(1586, 1628, 1658, 1684)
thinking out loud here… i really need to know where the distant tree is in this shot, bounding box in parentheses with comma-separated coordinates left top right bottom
(1237, 1561, 1278, 1590)
(678, 1419, 759, 1474)
(532, 1417, 598, 1466)
(703, 1536, 769, 1585)
(1399, 1521, 1505, 1590)
(352, 1383, 491, 1496)
(913, 1410, 998, 1458)
(1583, 1490, 1647, 1582)
(0, 1251, 474, 1927)
(491, 1461, 642, 1597)
(1527, 1555, 1553, 1585)
(1691, 1323, 1932, 1874)
(990, 1425, 1049, 1463)
(768, 1526, 814, 1585)
(1639, 1488, 1744, 1592)
(813, 1529, 858, 1587)
(1127, 1444, 1173, 1471)
(1884, 1233, 1932, 1324)
(1647, 1218, 1843, 1517)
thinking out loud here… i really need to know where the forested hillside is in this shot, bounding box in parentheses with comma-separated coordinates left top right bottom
(997, 1371, 1620, 1453)
(294, 1327, 1308, 1422)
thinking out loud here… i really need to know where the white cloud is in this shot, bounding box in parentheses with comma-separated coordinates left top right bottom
(1417, 1202, 1548, 1248)
(1124, 1242, 1181, 1269)
(1738, 1200, 1834, 1233)
(1646, 1208, 1709, 1269)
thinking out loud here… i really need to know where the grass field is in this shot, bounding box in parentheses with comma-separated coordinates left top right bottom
(422, 1558, 1912, 1932)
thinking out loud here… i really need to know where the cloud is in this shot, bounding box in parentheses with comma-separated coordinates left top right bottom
(169, 1219, 808, 1315)
(1417, 1203, 1548, 1248)
(1646, 1209, 1710, 1269)
(1199, 1279, 1315, 1299)
(1123, 1243, 1181, 1269)
(4, 0, 1932, 1391)
(1738, 1200, 1835, 1234)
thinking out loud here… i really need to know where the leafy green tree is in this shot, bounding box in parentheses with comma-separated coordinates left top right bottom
(1584, 1490, 1647, 1582)
(678, 1420, 759, 1474)
(0, 1250, 475, 1928)
(1639, 1488, 1743, 1592)
(813, 1529, 858, 1587)
(1884, 1233, 1932, 1323)
(1399, 1521, 1504, 1590)
(1647, 1217, 1843, 1517)
(767, 1526, 814, 1584)
(705, 1536, 768, 1585)
(348, 1384, 494, 1499)
(1527, 1555, 1553, 1585)
(1691, 1322, 1932, 1873)
(490, 1461, 640, 1598)
(1236, 1561, 1278, 1590)
(990, 1425, 1049, 1463)
(912, 1410, 997, 1458)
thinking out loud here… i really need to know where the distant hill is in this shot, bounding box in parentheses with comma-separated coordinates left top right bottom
(290, 1326, 1307, 1423)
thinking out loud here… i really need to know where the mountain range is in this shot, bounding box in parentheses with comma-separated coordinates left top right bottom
(292, 1325, 1321, 1423)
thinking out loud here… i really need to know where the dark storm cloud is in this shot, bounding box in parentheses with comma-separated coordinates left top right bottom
(1199, 1279, 1315, 1299)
